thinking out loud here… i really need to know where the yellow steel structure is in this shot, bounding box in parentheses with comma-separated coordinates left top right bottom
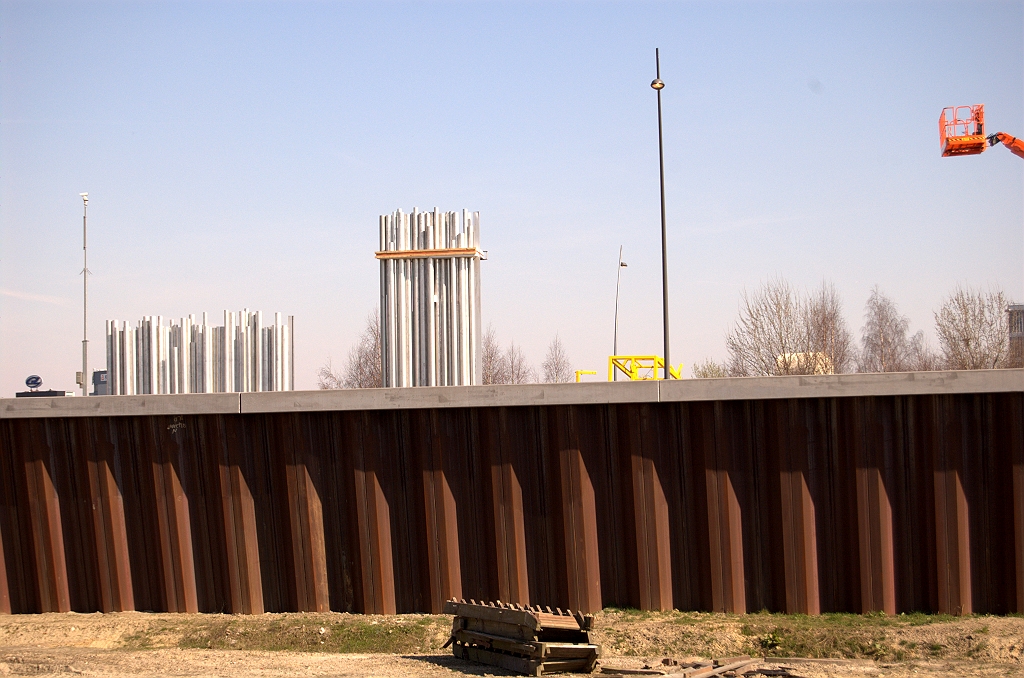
(608, 355, 682, 381)
(574, 370, 597, 383)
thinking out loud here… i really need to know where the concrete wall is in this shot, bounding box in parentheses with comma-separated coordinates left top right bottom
(0, 370, 1021, 616)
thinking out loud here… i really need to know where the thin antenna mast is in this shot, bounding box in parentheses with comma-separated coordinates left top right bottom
(80, 192, 89, 396)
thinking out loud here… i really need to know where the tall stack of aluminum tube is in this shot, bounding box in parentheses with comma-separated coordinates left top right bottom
(378, 208, 483, 387)
(105, 310, 294, 395)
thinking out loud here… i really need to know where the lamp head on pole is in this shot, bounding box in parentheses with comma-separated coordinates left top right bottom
(651, 79, 664, 91)
(79, 192, 88, 205)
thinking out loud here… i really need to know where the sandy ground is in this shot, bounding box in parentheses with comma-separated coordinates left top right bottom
(0, 612, 1020, 677)
(1, 647, 1021, 678)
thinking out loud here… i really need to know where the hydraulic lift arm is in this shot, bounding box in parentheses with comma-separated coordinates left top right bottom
(988, 132, 1024, 160)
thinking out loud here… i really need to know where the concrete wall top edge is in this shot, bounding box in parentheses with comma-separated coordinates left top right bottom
(658, 369, 1024, 402)
(1, 370, 1020, 419)
(0, 393, 241, 419)
(238, 380, 660, 413)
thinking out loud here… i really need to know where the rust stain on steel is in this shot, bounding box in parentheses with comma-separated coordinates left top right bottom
(84, 419, 134, 612)
(0, 391, 1022, 617)
(21, 422, 71, 613)
(352, 412, 396, 615)
(557, 439, 601, 613)
(1014, 394, 1024, 614)
(931, 397, 973, 616)
(855, 464, 896, 614)
(487, 408, 529, 606)
(218, 415, 263, 614)
(282, 414, 330, 613)
(1016, 460, 1024, 615)
(623, 404, 672, 612)
(934, 467, 972, 615)
(848, 397, 897, 615)
(152, 435, 198, 613)
(777, 400, 820, 616)
(703, 402, 745, 614)
(0, 506, 9, 613)
(422, 410, 462, 612)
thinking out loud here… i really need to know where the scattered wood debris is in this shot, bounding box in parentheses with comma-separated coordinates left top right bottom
(602, 655, 762, 678)
(444, 599, 602, 676)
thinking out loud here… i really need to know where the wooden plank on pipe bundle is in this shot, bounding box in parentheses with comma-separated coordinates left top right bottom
(454, 643, 595, 677)
(443, 600, 543, 630)
(535, 612, 587, 630)
(540, 658, 598, 673)
(458, 616, 540, 641)
(446, 599, 592, 632)
(453, 629, 600, 661)
(453, 629, 540, 656)
(446, 599, 600, 674)
(455, 644, 541, 676)
(541, 643, 601, 661)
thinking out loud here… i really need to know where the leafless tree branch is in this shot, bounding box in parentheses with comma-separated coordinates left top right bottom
(542, 334, 574, 383)
(319, 308, 382, 389)
(935, 285, 1011, 369)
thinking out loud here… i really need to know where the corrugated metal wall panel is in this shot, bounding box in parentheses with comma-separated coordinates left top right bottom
(0, 392, 1021, 616)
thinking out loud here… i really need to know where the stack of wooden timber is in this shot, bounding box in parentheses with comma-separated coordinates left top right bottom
(444, 599, 602, 676)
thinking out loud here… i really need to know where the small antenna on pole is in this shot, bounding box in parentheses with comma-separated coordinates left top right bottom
(79, 192, 89, 396)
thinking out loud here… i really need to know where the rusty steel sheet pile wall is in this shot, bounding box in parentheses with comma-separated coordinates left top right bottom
(0, 371, 1021, 617)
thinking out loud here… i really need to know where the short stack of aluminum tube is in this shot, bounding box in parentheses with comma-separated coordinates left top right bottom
(378, 208, 483, 387)
(105, 310, 294, 395)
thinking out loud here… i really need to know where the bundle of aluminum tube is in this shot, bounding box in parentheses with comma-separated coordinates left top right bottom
(378, 208, 483, 387)
(105, 310, 294, 395)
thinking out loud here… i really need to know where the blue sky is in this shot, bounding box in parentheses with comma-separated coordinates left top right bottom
(1, 0, 1022, 394)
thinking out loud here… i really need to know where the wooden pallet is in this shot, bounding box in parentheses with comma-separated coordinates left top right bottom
(444, 599, 601, 675)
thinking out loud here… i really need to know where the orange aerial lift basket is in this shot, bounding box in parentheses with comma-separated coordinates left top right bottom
(939, 105, 986, 156)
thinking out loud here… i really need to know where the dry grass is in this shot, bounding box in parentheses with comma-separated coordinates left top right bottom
(120, 613, 452, 654)
(593, 609, 1024, 663)
(1, 608, 1021, 666)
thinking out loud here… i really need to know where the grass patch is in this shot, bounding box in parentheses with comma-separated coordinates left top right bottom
(723, 612, 956, 660)
(119, 614, 450, 654)
(593, 609, 1005, 662)
(107, 608, 1014, 663)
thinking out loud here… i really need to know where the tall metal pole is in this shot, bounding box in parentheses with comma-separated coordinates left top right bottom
(80, 193, 89, 396)
(613, 246, 627, 380)
(651, 49, 671, 379)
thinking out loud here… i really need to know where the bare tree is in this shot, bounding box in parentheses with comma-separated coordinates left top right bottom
(858, 286, 940, 372)
(725, 277, 854, 376)
(806, 281, 855, 374)
(317, 357, 344, 389)
(542, 334, 574, 383)
(319, 308, 382, 389)
(691, 358, 728, 378)
(482, 324, 508, 385)
(935, 285, 1011, 369)
(482, 325, 537, 385)
(504, 341, 537, 384)
(906, 331, 940, 371)
(726, 277, 809, 376)
(859, 286, 913, 372)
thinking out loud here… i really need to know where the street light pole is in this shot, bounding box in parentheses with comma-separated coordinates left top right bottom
(613, 246, 628, 380)
(80, 192, 89, 396)
(651, 49, 671, 379)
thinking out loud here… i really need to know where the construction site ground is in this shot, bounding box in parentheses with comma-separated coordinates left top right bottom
(0, 609, 1020, 677)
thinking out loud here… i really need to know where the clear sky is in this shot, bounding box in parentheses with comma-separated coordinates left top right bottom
(1, 0, 1022, 395)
